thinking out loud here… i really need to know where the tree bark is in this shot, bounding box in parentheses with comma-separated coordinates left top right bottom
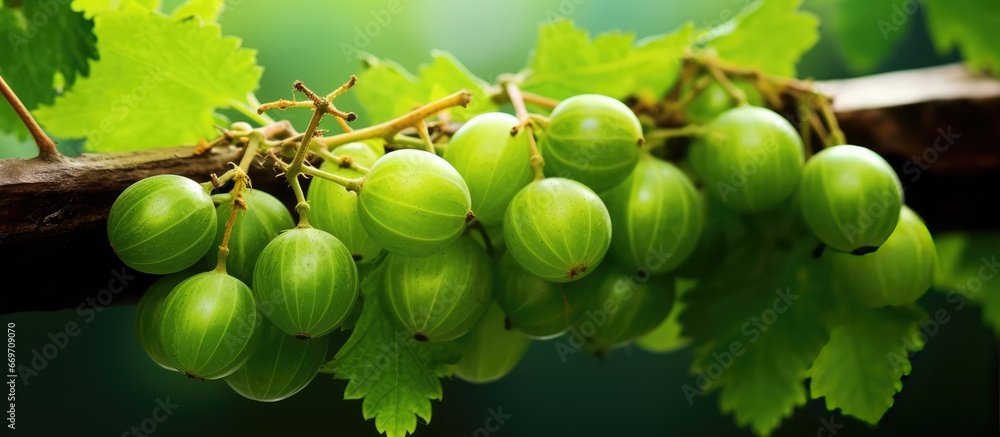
(2, 64, 998, 313)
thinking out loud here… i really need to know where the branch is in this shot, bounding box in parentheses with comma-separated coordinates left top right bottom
(0, 74, 62, 162)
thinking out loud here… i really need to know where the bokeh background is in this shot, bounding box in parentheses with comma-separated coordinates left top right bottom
(5, 0, 995, 436)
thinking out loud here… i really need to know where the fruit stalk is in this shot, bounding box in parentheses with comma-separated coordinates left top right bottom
(503, 81, 545, 180)
(214, 168, 249, 273)
(0, 74, 62, 162)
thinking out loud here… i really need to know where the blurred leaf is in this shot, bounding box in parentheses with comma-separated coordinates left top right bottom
(830, 0, 911, 72)
(925, 0, 1000, 74)
(679, 228, 833, 436)
(933, 232, 1000, 336)
(71, 0, 160, 18)
(809, 305, 925, 424)
(170, 0, 224, 23)
(0, 1, 97, 139)
(635, 279, 694, 353)
(521, 20, 692, 101)
(706, 0, 819, 77)
(327, 283, 459, 437)
(34, 11, 261, 152)
(355, 51, 496, 125)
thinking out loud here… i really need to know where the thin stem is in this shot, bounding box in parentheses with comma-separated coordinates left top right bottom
(706, 63, 748, 106)
(300, 165, 364, 192)
(317, 90, 472, 150)
(646, 124, 706, 142)
(284, 83, 330, 228)
(0, 74, 61, 161)
(230, 94, 274, 125)
(214, 168, 248, 274)
(798, 104, 813, 159)
(505, 82, 531, 128)
(818, 100, 846, 145)
(808, 110, 832, 148)
(414, 119, 435, 153)
(526, 125, 545, 181)
(391, 134, 430, 149)
(238, 132, 264, 173)
(505, 81, 545, 180)
(520, 91, 560, 109)
(326, 75, 358, 101)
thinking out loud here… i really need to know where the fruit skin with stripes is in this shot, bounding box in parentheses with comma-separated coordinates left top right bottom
(205, 190, 294, 285)
(156, 271, 263, 380)
(828, 207, 936, 308)
(443, 112, 535, 226)
(540, 94, 644, 192)
(798, 144, 903, 254)
(108, 174, 217, 274)
(225, 321, 329, 402)
(357, 149, 474, 257)
(688, 106, 804, 213)
(494, 252, 570, 339)
(600, 155, 704, 275)
(453, 303, 532, 383)
(379, 236, 493, 342)
(136, 269, 198, 371)
(252, 227, 359, 339)
(308, 142, 385, 263)
(503, 177, 612, 282)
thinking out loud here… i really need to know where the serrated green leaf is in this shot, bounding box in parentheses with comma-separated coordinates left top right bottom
(33, 11, 261, 152)
(933, 232, 1000, 336)
(925, 0, 1000, 74)
(521, 20, 692, 101)
(71, 0, 160, 18)
(635, 279, 693, 353)
(809, 305, 925, 424)
(170, 0, 223, 23)
(679, 220, 833, 436)
(830, 0, 911, 72)
(0, 2, 97, 139)
(354, 51, 496, 125)
(706, 0, 819, 77)
(327, 286, 460, 437)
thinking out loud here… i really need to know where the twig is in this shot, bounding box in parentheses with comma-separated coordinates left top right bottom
(0, 74, 62, 161)
(504, 82, 545, 180)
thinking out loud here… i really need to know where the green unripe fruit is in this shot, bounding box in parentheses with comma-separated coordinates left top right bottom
(504, 178, 612, 282)
(225, 321, 328, 402)
(108, 174, 217, 274)
(566, 263, 675, 352)
(495, 252, 570, 339)
(358, 149, 474, 257)
(379, 236, 493, 342)
(689, 106, 804, 212)
(540, 94, 644, 192)
(601, 155, 704, 274)
(157, 271, 262, 380)
(444, 112, 535, 225)
(204, 190, 294, 284)
(799, 145, 903, 254)
(308, 142, 385, 263)
(683, 80, 764, 124)
(453, 303, 532, 384)
(253, 228, 359, 339)
(136, 270, 197, 371)
(829, 207, 937, 307)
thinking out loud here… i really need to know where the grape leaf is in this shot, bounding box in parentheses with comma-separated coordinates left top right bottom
(678, 218, 833, 436)
(71, 0, 160, 18)
(326, 274, 460, 437)
(809, 305, 925, 424)
(705, 0, 819, 77)
(0, 1, 97, 139)
(925, 0, 1000, 75)
(521, 20, 693, 101)
(933, 232, 1000, 337)
(635, 279, 693, 353)
(830, 0, 911, 72)
(170, 0, 223, 23)
(354, 51, 496, 125)
(33, 10, 261, 152)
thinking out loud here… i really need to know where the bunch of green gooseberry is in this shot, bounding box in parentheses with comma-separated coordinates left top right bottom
(111, 81, 936, 400)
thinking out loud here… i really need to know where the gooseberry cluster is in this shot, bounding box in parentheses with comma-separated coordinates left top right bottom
(112, 77, 936, 401)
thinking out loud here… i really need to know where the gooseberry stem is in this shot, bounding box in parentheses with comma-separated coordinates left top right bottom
(414, 119, 436, 154)
(0, 74, 62, 162)
(706, 63, 748, 106)
(504, 81, 546, 180)
(818, 101, 846, 145)
(214, 167, 249, 274)
(520, 91, 560, 109)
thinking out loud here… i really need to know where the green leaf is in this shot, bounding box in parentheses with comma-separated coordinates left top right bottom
(830, 0, 911, 72)
(521, 20, 693, 101)
(933, 232, 1000, 336)
(679, 218, 833, 436)
(33, 11, 261, 152)
(0, 2, 97, 139)
(327, 283, 460, 437)
(635, 279, 693, 353)
(809, 305, 925, 424)
(170, 0, 224, 23)
(71, 0, 160, 18)
(355, 51, 496, 125)
(705, 0, 819, 77)
(925, 0, 1000, 74)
